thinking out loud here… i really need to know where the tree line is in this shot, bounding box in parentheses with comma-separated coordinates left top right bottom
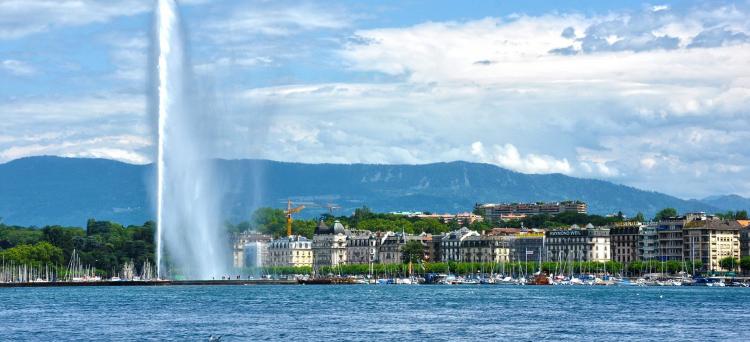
(0, 219, 155, 277)
(226, 206, 638, 238)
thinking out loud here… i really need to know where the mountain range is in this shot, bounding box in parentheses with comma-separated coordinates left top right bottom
(0, 156, 746, 227)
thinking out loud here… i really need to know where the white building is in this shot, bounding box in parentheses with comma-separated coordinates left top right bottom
(232, 232, 272, 268)
(460, 235, 512, 263)
(545, 225, 611, 262)
(346, 230, 379, 265)
(312, 220, 348, 272)
(440, 227, 480, 262)
(683, 220, 741, 272)
(267, 235, 313, 268)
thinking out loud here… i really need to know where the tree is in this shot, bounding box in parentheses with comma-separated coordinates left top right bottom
(401, 240, 425, 264)
(447, 219, 461, 230)
(413, 219, 448, 235)
(716, 211, 736, 220)
(0, 242, 64, 267)
(353, 206, 375, 226)
(42, 226, 84, 258)
(251, 207, 287, 237)
(719, 257, 739, 272)
(469, 220, 491, 233)
(0, 225, 43, 249)
(632, 212, 645, 223)
(292, 220, 316, 238)
(740, 256, 750, 274)
(736, 210, 748, 220)
(654, 208, 677, 221)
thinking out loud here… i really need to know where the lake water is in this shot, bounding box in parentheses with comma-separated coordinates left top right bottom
(0, 285, 748, 340)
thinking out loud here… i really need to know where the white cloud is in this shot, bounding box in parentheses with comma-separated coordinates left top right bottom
(102, 33, 148, 82)
(0, 94, 145, 125)
(640, 157, 657, 169)
(471, 141, 572, 174)
(0, 134, 151, 164)
(0, 59, 35, 75)
(203, 3, 351, 39)
(1, 2, 749, 199)
(0, 0, 215, 40)
(0, 0, 152, 39)
(0, 94, 149, 164)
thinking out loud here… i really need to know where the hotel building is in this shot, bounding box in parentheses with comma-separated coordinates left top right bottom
(312, 220, 348, 271)
(545, 225, 610, 262)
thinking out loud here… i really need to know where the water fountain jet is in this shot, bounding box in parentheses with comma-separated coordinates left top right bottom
(155, 0, 227, 279)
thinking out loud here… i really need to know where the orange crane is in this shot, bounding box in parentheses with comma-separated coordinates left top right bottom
(285, 199, 305, 237)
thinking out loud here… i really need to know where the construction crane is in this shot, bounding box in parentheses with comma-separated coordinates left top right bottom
(325, 203, 341, 215)
(285, 199, 305, 237)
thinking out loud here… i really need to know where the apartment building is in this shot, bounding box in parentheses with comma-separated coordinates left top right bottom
(683, 220, 741, 272)
(475, 201, 587, 222)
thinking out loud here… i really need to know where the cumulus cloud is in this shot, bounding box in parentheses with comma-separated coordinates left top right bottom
(471, 141, 572, 174)
(2, 1, 750, 199)
(0, 94, 149, 164)
(688, 26, 750, 48)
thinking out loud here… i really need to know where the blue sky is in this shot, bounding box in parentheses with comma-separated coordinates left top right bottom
(1, 0, 749, 199)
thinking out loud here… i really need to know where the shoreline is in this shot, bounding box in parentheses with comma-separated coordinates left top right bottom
(0, 279, 297, 288)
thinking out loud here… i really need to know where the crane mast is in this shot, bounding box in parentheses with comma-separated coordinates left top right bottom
(285, 199, 305, 237)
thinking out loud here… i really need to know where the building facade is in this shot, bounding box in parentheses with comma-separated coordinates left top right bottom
(232, 232, 272, 268)
(439, 227, 480, 262)
(476, 201, 587, 222)
(657, 213, 715, 261)
(379, 232, 414, 264)
(392, 212, 484, 225)
(346, 230, 378, 265)
(266, 235, 313, 268)
(460, 235, 512, 263)
(509, 233, 546, 262)
(741, 228, 750, 259)
(609, 223, 642, 264)
(312, 220, 348, 272)
(545, 227, 610, 262)
(638, 223, 658, 260)
(683, 220, 741, 272)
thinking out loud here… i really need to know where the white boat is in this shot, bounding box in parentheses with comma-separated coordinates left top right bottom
(569, 277, 584, 285)
(397, 278, 413, 285)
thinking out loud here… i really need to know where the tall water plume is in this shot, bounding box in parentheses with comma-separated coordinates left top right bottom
(155, 0, 227, 279)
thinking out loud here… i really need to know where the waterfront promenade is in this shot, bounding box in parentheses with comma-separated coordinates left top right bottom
(0, 279, 297, 288)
